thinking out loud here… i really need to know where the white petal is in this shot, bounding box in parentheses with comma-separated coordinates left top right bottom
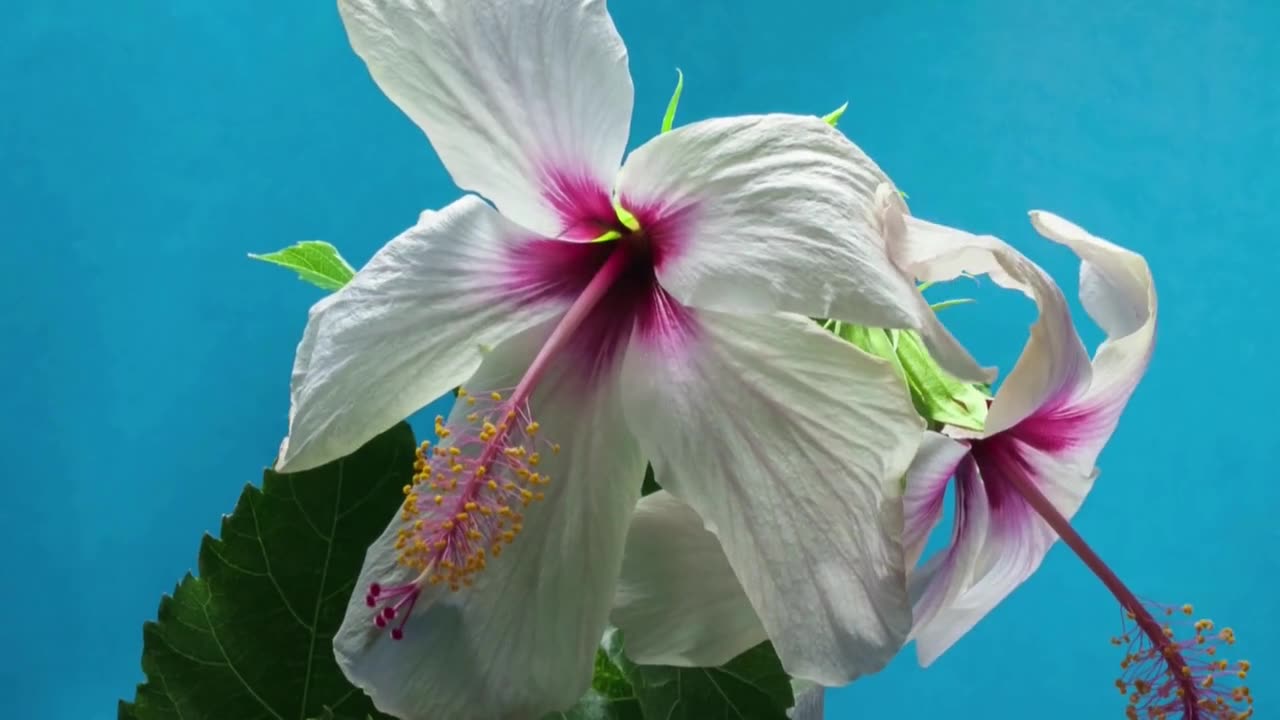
(610, 491, 767, 667)
(334, 322, 645, 720)
(789, 682, 826, 720)
(910, 436, 1094, 666)
(1029, 211, 1158, 467)
(885, 211, 1093, 435)
(872, 185, 991, 383)
(339, 0, 633, 236)
(902, 432, 969, 569)
(616, 115, 927, 330)
(618, 310, 922, 685)
(278, 196, 564, 473)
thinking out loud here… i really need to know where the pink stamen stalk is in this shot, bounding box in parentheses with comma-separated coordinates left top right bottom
(363, 246, 632, 641)
(1005, 470, 1253, 719)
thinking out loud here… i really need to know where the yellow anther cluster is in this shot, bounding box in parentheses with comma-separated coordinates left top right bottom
(391, 389, 558, 594)
(1112, 603, 1253, 719)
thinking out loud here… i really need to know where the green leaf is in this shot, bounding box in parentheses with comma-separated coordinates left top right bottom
(250, 240, 356, 291)
(661, 69, 685, 133)
(895, 330, 989, 431)
(606, 630, 794, 720)
(821, 101, 848, 127)
(119, 424, 417, 720)
(543, 649, 644, 720)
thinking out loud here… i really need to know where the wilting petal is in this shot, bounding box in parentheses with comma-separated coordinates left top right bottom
(611, 491, 767, 667)
(1029, 210, 1157, 468)
(885, 210, 1092, 435)
(338, 0, 632, 236)
(278, 196, 564, 473)
(910, 434, 1094, 666)
(615, 114, 929, 331)
(334, 323, 645, 720)
(872, 185, 992, 383)
(619, 310, 922, 685)
(902, 432, 970, 569)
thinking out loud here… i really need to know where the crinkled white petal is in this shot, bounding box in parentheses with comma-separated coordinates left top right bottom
(884, 209, 1092, 435)
(1029, 210, 1158, 468)
(333, 322, 645, 720)
(338, 0, 633, 236)
(616, 114, 929, 331)
(611, 491, 767, 668)
(873, 185, 991, 383)
(618, 309, 922, 685)
(278, 196, 564, 473)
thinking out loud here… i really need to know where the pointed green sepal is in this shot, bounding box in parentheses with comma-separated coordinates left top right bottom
(822, 101, 849, 127)
(661, 69, 684, 133)
(614, 203, 641, 232)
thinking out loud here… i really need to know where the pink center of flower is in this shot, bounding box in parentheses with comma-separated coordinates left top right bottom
(365, 186, 698, 641)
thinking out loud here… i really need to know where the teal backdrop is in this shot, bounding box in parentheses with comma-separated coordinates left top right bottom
(3, 1, 1275, 717)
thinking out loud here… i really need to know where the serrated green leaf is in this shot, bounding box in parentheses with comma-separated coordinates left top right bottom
(606, 630, 794, 720)
(661, 69, 685, 133)
(119, 424, 416, 720)
(543, 649, 643, 720)
(250, 240, 356, 291)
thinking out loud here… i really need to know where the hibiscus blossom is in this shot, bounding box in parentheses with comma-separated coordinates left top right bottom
(275, 1, 985, 717)
(893, 207, 1250, 718)
(614, 206, 1251, 718)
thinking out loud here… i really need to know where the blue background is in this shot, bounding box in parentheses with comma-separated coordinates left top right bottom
(3, 1, 1275, 717)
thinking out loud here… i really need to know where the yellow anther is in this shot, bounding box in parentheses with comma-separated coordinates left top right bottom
(490, 391, 502, 401)
(457, 387, 468, 397)
(456, 512, 469, 522)
(467, 396, 476, 406)
(475, 466, 487, 477)
(442, 520, 455, 531)
(451, 463, 464, 474)
(534, 491, 545, 501)
(487, 480, 499, 491)
(552, 443, 561, 454)
(449, 447, 462, 456)
(1183, 604, 1195, 615)
(402, 484, 412, 496)
(502, 531, 516, 543)
(526, 421, 540, 434)
(467, 412, 479, 423)
(529, 452, 541, 466)
(464, 502, 478, 511)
